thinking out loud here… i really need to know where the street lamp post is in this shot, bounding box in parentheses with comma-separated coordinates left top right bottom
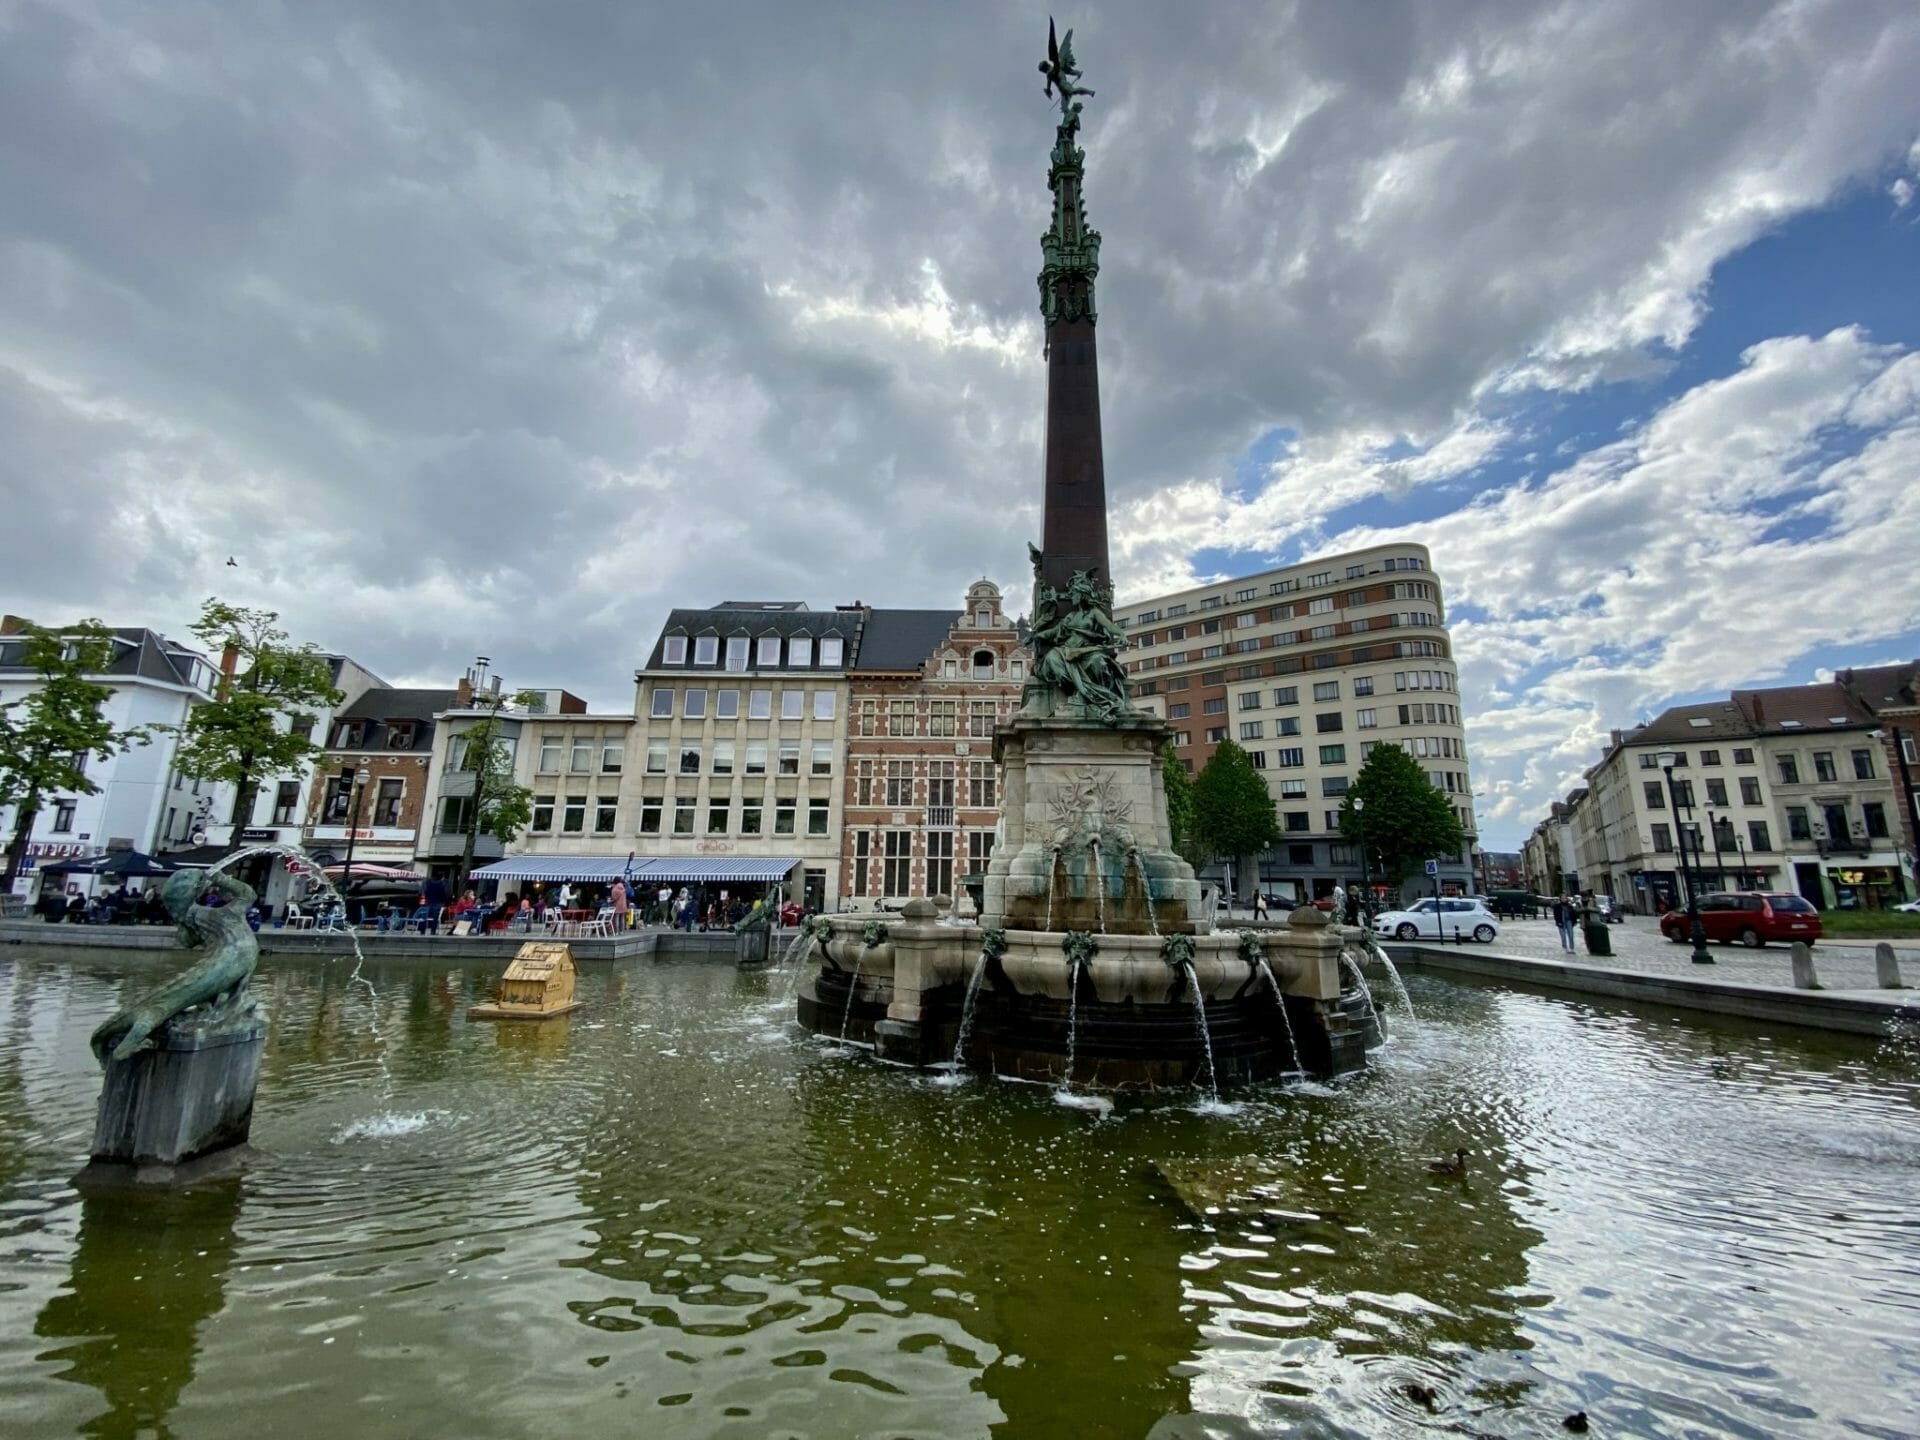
(1659, 752, 1712, 964)
(340, 767, 371, 923)
(1732, 828, 1749, 890)
(1352, 797, 1371, 924)
(1705, 806, 1728, 891)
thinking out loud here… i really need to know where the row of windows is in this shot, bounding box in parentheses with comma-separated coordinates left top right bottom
(643, 739, 834, 776)
(855, 698, 1010, 738)
(660, 633, 847, 669)
(1120, 557, 1427, 627)
(849, 830, 997, 899)
(533, 734, 624, 774)
(1644, 776, 1768, 810)
(1133, 598, 1440, 649)
(1638, 746, 1878, 786)
(649, 687, 837, 722)
(848, 759, 996, 809)
(1130, 613, 1443, 665)
(522, 791, 839, 838)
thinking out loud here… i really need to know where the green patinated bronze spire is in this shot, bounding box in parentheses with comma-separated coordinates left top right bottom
(1026, 20, 1127, 723)
(1036, 19, 1101, 326)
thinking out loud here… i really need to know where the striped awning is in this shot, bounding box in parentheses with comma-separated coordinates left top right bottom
(468, 856, 804, 885)
(468, 857, 637, 883)
(632, 857, 803, 884)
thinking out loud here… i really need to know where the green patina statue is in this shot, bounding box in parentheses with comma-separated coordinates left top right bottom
(732, 898, 774, 934)
(90, 867, 259, 1064)
(1027, 559, 1133, 724)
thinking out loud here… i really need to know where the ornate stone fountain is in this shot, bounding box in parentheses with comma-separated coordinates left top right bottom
(796, 27, 1369, 1085)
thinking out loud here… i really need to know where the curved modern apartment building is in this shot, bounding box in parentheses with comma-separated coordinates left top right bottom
(1113, 542, 1476, 903)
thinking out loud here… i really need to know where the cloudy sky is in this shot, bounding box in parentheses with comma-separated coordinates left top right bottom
(4, 0, 1919, 847)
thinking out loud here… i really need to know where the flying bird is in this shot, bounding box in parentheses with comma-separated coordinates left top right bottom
(226, 556, 238, 567)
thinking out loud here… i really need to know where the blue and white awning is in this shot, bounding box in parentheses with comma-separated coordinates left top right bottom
(468, 857, 636, 883)
(633, 857, 803, 885)
(469, 856, 804, 885)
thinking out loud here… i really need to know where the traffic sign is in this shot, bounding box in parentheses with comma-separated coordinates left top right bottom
(1423, 859, 1439, 877)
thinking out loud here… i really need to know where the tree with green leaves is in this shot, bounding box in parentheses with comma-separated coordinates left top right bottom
(0, 620, 145, 888)
(450, 689, 541, 887)
(1160, 740, 1206, 868)
(1191, 738, 1282, 898)
(1339, 742, 1466, 887)
(170, 600, 344, 844)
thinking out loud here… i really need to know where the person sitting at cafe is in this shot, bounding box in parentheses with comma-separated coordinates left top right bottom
(65, 886, 89, 923)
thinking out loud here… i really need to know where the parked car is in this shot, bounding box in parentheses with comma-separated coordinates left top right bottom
(1893, 898, 1920, 914)
(1374, 897, 1500, 943)
(1658, 892, 1821, 948)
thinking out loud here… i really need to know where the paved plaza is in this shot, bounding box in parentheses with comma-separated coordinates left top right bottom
(1471, 915, 1915, 993)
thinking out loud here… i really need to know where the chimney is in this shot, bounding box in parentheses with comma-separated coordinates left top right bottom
(0, 614, 27, 636)
(456, 675, 474, 707)
(1751, 693, 1764, 726)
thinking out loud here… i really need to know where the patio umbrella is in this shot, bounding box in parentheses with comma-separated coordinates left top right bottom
(67, 849, 176, 878)
(319, 862, 421, 882)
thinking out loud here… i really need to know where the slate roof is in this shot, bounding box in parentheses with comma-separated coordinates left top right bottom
(330, 687, 460, 752)
(1732, 682, 1875, 735)
(0, 626, 210, 690)
(641, 604, 860, 673)
(850, 610, 964, 672)
(1837, 661, 1920, 713)
(1624, 700, 1755, 747)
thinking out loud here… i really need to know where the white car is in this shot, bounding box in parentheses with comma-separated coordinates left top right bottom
(1374, 897, 1500, 943)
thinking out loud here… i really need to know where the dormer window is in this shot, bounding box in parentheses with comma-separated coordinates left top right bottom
(976, 607, 993, 626)
(662, 635, 688, 665)
(819, 636, 845, 666)
(725, 635, 749, 671)
(757, 635, 782, 666)
(693, 634, 719, 665)
(790, 636, 813, 667)
(332, 720, 366, 748)
(387, 722, 415, 750)
(972, 650, 996, 680)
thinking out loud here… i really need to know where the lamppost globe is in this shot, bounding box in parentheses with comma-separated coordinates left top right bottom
(355, 767, 371, 790)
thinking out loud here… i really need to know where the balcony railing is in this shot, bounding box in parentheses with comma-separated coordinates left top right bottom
(926, 806, 954, 829)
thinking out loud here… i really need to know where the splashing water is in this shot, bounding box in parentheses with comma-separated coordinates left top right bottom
(1339, 950, 1382, 1035)
(1044, 846, 1062, 931)
(1362, 935, 1418, 1021)
(211, 843, 390, 1088)
(838, 945, 867, 1044)
(333, 1109, 444, 1142)
(1254, 957, 1303, 1075)
(1184, 963, 1221, 1104)
(1090, 839, 1105, 934)
(777, 923, 819, 1005)
(950, 949, 991, 1071)
(1056, 963, 1082, 1098)
(1130, 850, 1159, 938)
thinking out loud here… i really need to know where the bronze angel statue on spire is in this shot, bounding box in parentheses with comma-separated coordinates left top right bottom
(1039, 18, 1094, 119)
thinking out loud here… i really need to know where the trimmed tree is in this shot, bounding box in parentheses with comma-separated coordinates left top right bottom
(451, 689, 540, 889)
(0, 620, 146, 888)
(170, 600, 344, 843)
(1339, 742, 1466, 889)
(1191, 738, 1282, 899)
(1160, 740, 1206, 868)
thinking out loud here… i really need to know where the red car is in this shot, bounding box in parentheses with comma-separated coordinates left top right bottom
(1659, 892, 1821, 949)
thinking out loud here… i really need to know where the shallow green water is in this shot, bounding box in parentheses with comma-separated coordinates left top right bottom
(1, 946, 1916, 1438)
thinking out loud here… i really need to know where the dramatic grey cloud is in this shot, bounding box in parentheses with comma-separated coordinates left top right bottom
(4, 0, 1919, 844)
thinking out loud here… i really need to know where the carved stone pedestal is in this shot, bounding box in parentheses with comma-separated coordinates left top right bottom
(982, 710, 1203, 934)
(78, 1011, 268, 1187)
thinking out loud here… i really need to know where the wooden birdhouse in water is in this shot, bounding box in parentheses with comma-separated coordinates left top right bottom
(468, 942, 580, 1020)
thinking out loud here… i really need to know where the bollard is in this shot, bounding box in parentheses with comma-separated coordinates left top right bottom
(1875, 942, 1906, 989)
(1789, 941, 1820, 990)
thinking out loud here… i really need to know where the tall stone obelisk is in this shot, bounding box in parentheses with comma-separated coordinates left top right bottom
(1035, 42, 1108, 597)
(982, 23, 1205, 937)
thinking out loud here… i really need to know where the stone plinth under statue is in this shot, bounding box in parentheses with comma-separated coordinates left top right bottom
(982, 710, 1201, 935)
(82, 1011, 268, 1184)
(79, 867, 268, 1187)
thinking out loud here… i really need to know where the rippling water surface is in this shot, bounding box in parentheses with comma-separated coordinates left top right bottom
(0, 946, 1916, 1438)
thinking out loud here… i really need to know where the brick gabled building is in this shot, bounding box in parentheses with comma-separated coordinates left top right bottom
(839, 581, 1030, 911)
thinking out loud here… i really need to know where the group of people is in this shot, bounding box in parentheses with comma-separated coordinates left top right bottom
(37, 881, 173, 926)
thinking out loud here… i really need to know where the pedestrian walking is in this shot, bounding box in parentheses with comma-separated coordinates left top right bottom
(611, 878, 629, 930)
(1252, 890, 1269, 921)
(1552, 895, 1577, 953)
